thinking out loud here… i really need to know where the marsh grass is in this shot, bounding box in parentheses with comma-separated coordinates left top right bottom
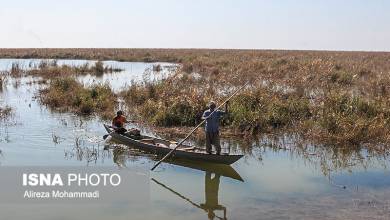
(152, 64, 162, 72)
(308, 92, 390, 145)
(0, 106, 12, 121)
(2, 48, 390, 146)
(117, 49, 390, 146)
(0, 74, 6, 91)
(9, 60, 123, 78)
(10, 62, 23, 77)
(39, 77, 117, 119)
(121, 76, 208, 127)
(91, 61, 122, 76)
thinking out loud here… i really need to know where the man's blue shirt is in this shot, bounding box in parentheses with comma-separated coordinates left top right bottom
(202, 109, 225, 133)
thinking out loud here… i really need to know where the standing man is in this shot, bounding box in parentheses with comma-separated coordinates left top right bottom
(201, 101, 228, 155)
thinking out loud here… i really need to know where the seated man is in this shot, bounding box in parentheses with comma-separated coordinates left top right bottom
(112, 110, 129, 134)
(112, 110, 140, 137)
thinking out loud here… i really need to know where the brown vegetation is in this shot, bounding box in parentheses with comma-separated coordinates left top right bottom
(0, 74, 6, 91)
(39, 77, 117, 119)
(2, 48, 390, 146)
(0, 106, 12, 121)
(114, 49, 390, 147)
(9, 60, 122, 78)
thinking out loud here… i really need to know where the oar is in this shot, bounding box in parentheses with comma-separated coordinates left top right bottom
(102, 125, 117, 140)
(103, 131, 115, 140)
(151, 81, 250, 171)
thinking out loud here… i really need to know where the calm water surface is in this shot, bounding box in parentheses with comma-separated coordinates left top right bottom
(0, 59, 390, 220)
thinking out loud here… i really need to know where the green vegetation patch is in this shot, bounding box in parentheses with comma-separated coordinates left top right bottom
(39, 77, 117, 119)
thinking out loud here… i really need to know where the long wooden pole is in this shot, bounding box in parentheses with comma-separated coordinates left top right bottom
(151, 81, 249, 171)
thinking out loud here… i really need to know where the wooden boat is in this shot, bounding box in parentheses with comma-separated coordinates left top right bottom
(112, 148, 244, 181)
(104, 124, 243, 165)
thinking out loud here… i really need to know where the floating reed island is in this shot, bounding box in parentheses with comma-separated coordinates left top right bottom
(1, 48, 390, 147)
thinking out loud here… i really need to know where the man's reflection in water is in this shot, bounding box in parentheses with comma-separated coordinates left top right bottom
(112, 147, 231, 220)
(200, 171, 226, 220)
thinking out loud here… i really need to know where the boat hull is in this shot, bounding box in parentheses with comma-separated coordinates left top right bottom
(104, 124, 243, 165)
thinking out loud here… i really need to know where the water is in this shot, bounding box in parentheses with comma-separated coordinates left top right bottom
(0, 58, 176, 92)
(1, 59, 390, 219)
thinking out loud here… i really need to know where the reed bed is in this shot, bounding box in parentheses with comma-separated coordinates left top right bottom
(0, 72, 12, 121)
(39, 77, 117, 119)
(2, 48, 390, 146)
(0, 106, 12, 121)
(115, 49, 390, 147)
(0, 74, 6, 91)
(9, 60, 123, 78)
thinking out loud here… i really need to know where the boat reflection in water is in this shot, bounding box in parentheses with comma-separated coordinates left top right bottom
(164, 158, 244, 182)
(111, 146, 243, 220)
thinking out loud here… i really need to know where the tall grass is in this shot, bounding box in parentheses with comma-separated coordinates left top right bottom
(309, 92, 390, 145)
(2, 48, 390, 146)
(0, 106, 12, 121)
(39, 77, 117, 119)
(0, 74, 6, 91)
(152, 64, 162, 72)
(9, 60, 123, 78)
(117, 49, 390, 146)
(10, 62, 23, 77)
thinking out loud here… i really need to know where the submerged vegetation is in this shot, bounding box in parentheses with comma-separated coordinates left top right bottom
(0, 106, 12, 121)
(10, 60, 123, 78)
(0, 74, 6, 91)
(1, 48, 390, 147)
(39, 77, 116, 119)
(0, 74, 12, 121)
